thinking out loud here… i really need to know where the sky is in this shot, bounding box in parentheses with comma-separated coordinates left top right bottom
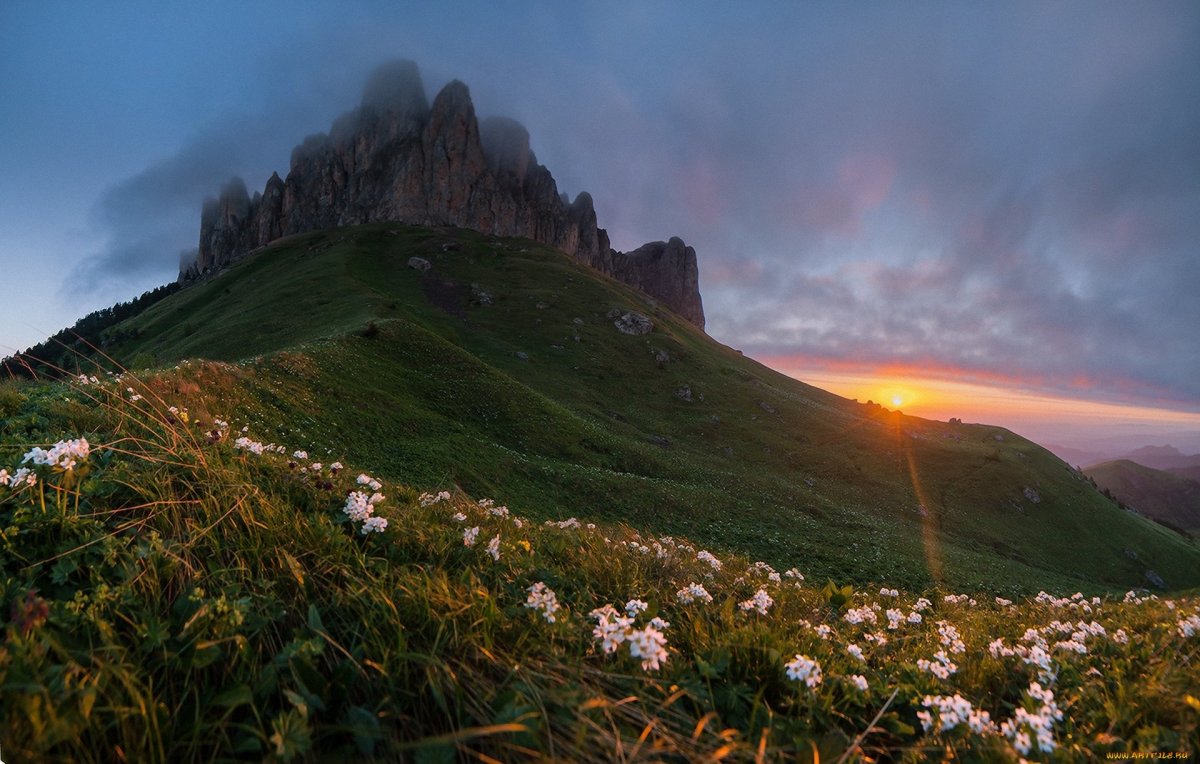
(2, 1, 1198, 458)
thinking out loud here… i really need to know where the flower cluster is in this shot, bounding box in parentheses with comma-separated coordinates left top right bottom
(22, 438, 90, 472)
(999, 682, 1062, 755)
(918, 693, 994, 735)
(524, 582, 560, 623)
(343, 490, 387, 533)
(916, 650, 958, 679)
(738, 588, 773, 615)
(0, 468, 37, 489)
(589, 603, 669, 670)
(784, 655, 823, 688)
(1178, 613, 1200, 638)
(696, 550, 723, 571)
(676, 582, 713, 604)
(418, 490, 452, 507)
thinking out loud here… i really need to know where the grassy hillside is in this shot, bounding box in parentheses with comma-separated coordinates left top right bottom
(1086, 460, 1200, 535)
(0, 384, 1196, 760)
(45, 223, 1199, 595)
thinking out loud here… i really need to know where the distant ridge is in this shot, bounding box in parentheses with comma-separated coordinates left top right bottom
(185, 59, 705, 329)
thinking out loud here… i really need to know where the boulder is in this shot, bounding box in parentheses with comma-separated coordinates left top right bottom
(613, 312, 653, 335)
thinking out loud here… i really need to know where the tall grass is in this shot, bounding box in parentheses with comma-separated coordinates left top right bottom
(0, 369, 1197, 761)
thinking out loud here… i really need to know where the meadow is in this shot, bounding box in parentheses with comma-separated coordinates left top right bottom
(0, 371, 1196, 761)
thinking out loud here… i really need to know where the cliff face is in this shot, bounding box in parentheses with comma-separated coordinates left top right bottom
(189, 59, 704, 330)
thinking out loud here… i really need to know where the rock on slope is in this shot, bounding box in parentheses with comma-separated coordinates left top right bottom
(188, 59, 705, 329)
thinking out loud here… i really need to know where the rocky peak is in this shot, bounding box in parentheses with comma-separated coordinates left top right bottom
(360, 58, 429, 121)
(480, 116, 532, 185)
(186, 58, 705, 330)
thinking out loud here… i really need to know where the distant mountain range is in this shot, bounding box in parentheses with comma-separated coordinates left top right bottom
(1085, 459, 1200, 535)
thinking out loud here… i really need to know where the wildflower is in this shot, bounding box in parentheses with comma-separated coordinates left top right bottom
(864, 631, 888, 646)
(330, 462, 343, 473)
(309, 462, 323, 472)
(814, 624, 832, 640)
(485, 534, 501, 561)
(1178, 614, 1200, 638)
(846, 643, 865, 662)
(696, 550, 723, 571)
(849, 674, 869, 692)
(917, 650, 958, 679)
(525, 582, 560, 623)
(879, 587, 899, 597)
(343, 491, 374, 522)
(739, 589, 773, 615)
(234, 435, 264, 454)
(293, 450, 308, 460)
(625, 599, 649, 616)
(590, 605, 630, 652)
(552, 517, 581, 529)
(487, 505, 510, 518)
(995, 597, 1013, 607)
(784, 655, 823, 687)
(844, 606, 878, 625)
(627, 625, 669, 671)
(676, 582, 713, 604)
(913, 597, 932, 611)
(906, 611, 923, 624)
(886, 609, 904, 629)
(936, 620, 965, 654)
(921, 694, 993, 734)
(451, 512, 467, 522)
(649, 616, 670, 630)
(361, 517, 388, 534)
(463, 526, 480, 546)
(783, 567, 804, 580)
(22, 438, 90, 471)
(1112, 628, 1129, 644)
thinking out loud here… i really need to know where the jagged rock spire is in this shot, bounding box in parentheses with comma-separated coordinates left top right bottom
(187, 59, 705, 330)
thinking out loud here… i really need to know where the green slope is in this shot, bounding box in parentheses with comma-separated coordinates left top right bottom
(1086, 459, 1200, 535)
(86, 223, 1200, 593)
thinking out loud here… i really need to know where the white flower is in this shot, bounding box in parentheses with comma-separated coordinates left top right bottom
(783, 567, 804, 580)
(784, 655, 822, 687)
(697, 550, 723, 570)
(846, 644, 865, 662)
(451, 512, 467, 522)
(627, 625, 669, 671)
(361, 516, 388, 534)
(676, 582, 713, 604)
(849, 674, 869, 692)
(995, 597, 1013, 607)
(22, 438, 91, 472)
(649, 616, 670, 630)
(343, 491, 374, 522)
(738, 589, 773, 615)
(906, 611, 923, 624)
(814, 624, 833, 640)
(625, 599, 649, 616)
(292, 450, 308, 460)
(463, 526, 480, 546)
(525, 582, 560, 623)
(879, 587, 899, 597)
(590, 605, 631, 652)
(485, 534, 501, 561)
(1112, 628, 1129, 644)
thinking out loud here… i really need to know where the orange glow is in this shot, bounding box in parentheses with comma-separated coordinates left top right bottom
(758, 355, 1200, 445)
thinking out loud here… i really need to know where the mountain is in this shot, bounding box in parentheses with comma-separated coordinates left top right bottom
(79, 222, 1200, 594)
(1041, 443, 1112, 469)
(1120, 444, 1200, 472)
(186, 59, 705, 329)
(1085, 459, 1200, 535)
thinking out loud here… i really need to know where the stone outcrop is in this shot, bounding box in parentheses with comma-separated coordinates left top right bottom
(186, 59, 704, 330)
